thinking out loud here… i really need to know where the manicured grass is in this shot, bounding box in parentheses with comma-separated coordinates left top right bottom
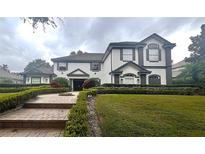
(96, 94, 205, 137)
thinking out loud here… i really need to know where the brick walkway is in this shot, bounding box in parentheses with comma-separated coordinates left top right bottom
(0, 92, 78, 137)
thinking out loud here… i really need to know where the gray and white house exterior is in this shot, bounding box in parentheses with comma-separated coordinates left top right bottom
(51, 33, 176, 91)
(22, 65, 55, 84)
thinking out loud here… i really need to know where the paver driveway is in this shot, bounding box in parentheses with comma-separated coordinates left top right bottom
(0, 92, 79, 137)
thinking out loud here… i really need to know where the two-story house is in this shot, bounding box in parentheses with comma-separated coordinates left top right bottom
(51, 33, 176, 91)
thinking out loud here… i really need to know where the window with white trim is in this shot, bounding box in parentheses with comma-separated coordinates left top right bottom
(123, 49, 133, 61)
(91, 63, 100, 71)
(149, 49, 159, 61)
(147, 44, 160, 62)
(58, 62, 67, 71)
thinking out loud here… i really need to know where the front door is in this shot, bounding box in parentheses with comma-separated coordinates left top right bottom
(73, 79, 85, 91)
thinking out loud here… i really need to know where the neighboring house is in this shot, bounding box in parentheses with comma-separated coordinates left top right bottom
(0, 65, 23, 84)
(51, 33, 176, 91)
(21, 66, 55, 84)
(172, 60, 187, 78)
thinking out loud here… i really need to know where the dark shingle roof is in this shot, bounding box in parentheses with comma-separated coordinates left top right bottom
(51, 53, 104, 62)
(22, 66, 54, 75)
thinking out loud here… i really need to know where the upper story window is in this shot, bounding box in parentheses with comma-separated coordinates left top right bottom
(58, 62, 67, 71)
(121, 49, 135, 61)
(90, 62, 101, 71)
(147, 44, 161, 62)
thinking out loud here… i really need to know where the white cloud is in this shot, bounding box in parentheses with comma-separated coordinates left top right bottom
(0, 17, 204, 72)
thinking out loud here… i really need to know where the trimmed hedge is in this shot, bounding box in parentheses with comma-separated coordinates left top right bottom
(64, 91, 89, 137)
(0, 83, 50, 88)
(0, 87, 69, 113)
(0, 87, 29, 93)
(94, 87, 205, 95)
(101, 83, 203, 88)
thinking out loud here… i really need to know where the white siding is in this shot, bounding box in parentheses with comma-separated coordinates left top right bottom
(101, 53, 112, 84)
(54, 62, 107, 83)
(25, 76, 50, 84)
(112, 49, 139, 70)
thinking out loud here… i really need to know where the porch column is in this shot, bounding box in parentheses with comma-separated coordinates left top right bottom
(140, 74, 146, 85)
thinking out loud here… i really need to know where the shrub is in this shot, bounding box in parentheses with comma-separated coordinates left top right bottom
(51, 77, 69, 88)
(82, 78, 100, 89)
(101, 83, 203, 88)
(95, 87, 205, 95)
(50, 80, 61, 88)
(64, 91, 89, 137)
(0, 87, 29, 93)
(0, 83, 50, 88)
(0, 87, 69, 113)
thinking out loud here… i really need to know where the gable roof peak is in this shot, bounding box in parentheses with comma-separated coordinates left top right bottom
(140, 33, 173, 45)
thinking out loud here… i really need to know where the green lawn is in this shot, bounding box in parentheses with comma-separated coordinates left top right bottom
(96, 94, 205, 137)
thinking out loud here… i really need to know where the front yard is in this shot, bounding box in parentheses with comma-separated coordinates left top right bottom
(96, 94, 205, 137)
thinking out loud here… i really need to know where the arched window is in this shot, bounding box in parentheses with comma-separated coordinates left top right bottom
(121, 73, 137, 84)
(148, 74, 161, 85)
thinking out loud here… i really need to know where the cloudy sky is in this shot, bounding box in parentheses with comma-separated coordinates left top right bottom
(0, 17, 204, 72)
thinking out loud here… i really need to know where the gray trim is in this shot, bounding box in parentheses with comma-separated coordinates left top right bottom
(138, 47, 144, 66)
(120, 49, 123, 61)
(143, 66, 167, 69)
(102, 43, 146, 62)
(140, 74, 146, 85)
(164, 47, 172, 84)
(132, 49, 135, 61)
(110, 61, 151, 74)
(54, 60, 103, 63)
(67, 68, 89, 77)
(23, 75, 26, 84)
(114, 74, 120, 84)
(57, 62, 59, 70)
(140, 33, 174, 45)
(159, 49, 161, 61)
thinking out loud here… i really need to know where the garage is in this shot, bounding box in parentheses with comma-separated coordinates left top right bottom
(73, 79, 86, 91)
(148, 75, 161, 85)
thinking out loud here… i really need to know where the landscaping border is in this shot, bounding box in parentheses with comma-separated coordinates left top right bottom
(64, 91, 90, 137)
(0, 87, 69, 113)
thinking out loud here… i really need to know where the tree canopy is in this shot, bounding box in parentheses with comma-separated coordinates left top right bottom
(174, 24, 205, 85)
(186, 24, 205, 63)
(24, 59, 51, 71)
(22, 17, 62, 32)
(174, 58, 205, 84)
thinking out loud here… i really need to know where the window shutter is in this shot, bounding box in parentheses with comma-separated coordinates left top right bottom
(120, 49, 123, 61)
(146, 49, 149, 61)
(66, 63, 68, 70)
(132, 49, 135, 61)
(158, 49, 161, 61)
(57, 62, 59, 70)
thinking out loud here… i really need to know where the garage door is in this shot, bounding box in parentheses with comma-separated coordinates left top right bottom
(148, 75, 161, 85)
(31, 77, 41, 84)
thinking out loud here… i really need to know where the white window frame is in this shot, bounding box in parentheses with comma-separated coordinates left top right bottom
(149, 49, 159, 61)
(91, 63, 101, 71)
(123, 49, 133, 61)
(58, 62, 67, 71)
